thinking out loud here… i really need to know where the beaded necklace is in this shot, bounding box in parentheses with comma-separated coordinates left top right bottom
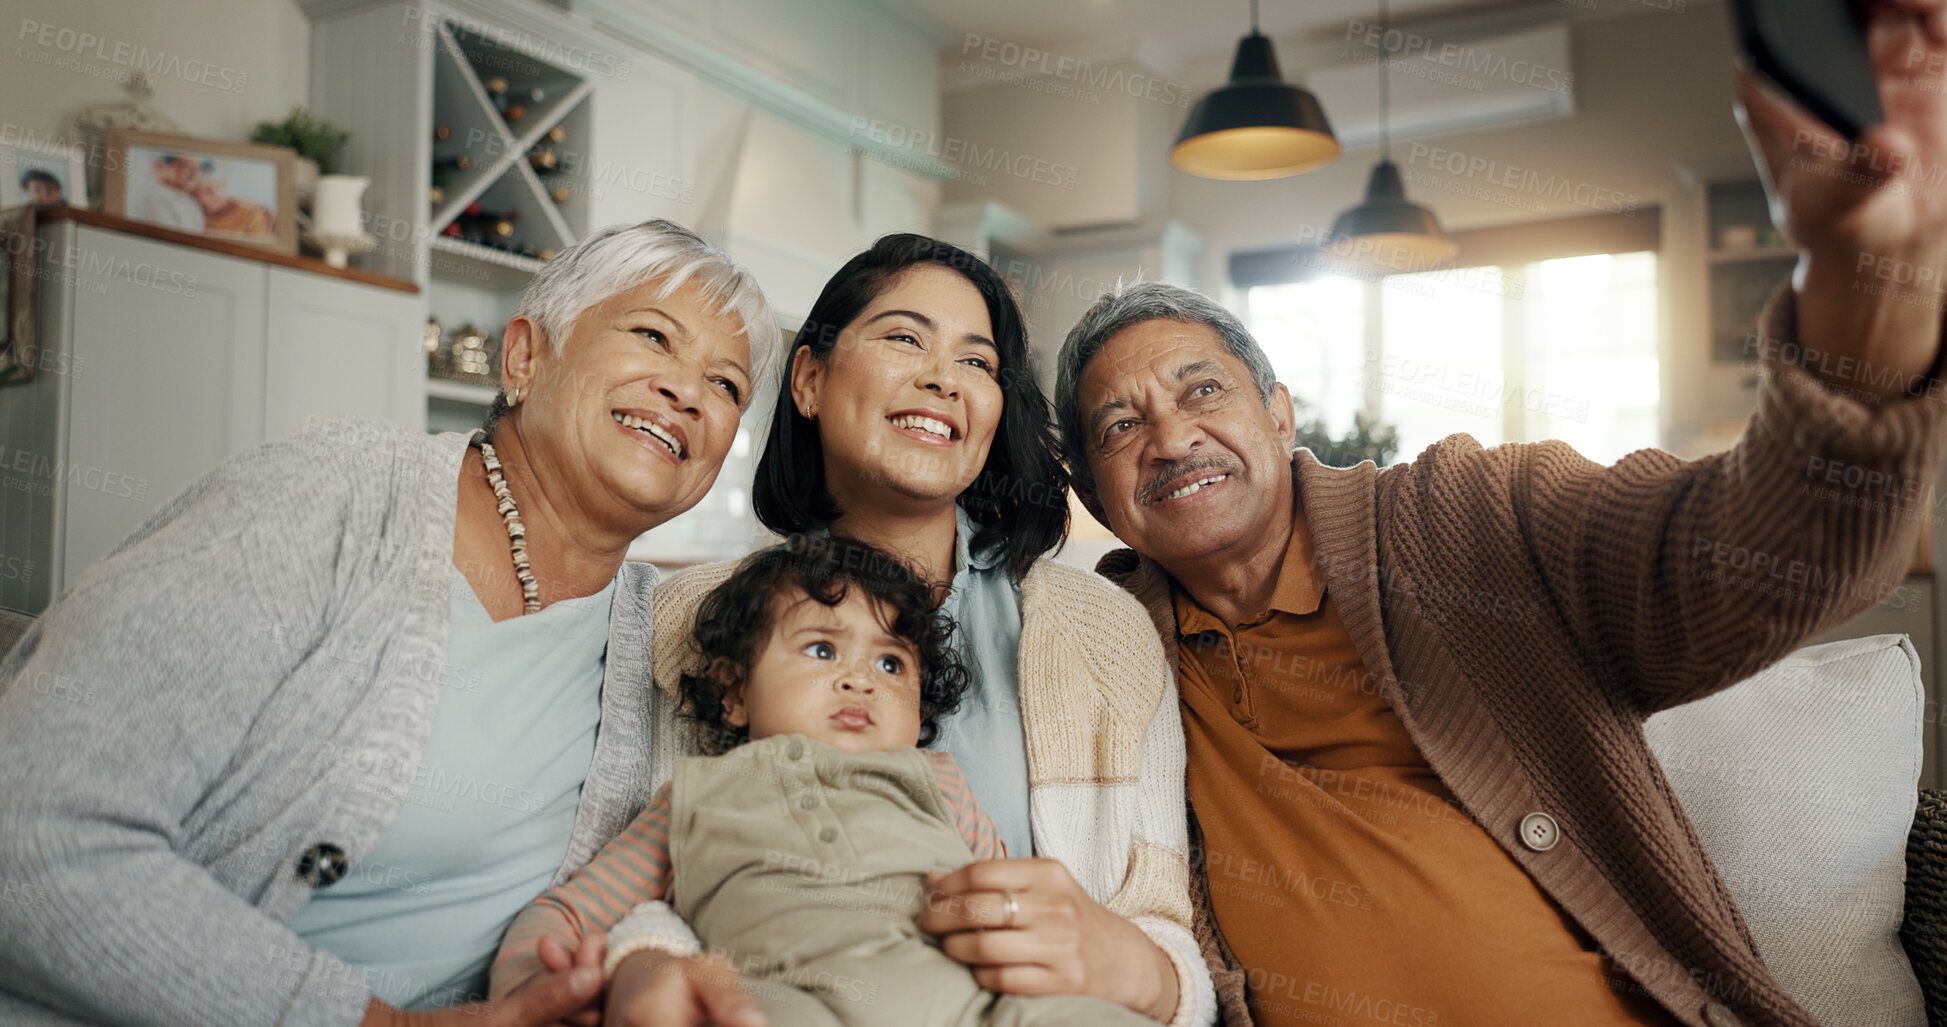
(476, 440, 541, 614)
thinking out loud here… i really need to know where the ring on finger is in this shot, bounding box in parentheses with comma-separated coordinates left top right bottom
(1001, 891, 1019, 929)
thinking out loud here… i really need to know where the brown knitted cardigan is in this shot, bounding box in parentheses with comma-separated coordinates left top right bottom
(1098, 285, 1947, 1027)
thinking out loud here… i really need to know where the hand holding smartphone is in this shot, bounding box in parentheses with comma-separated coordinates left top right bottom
(1730, 0, 1885, 139)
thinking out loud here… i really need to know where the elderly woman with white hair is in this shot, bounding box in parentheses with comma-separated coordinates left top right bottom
(0, 220, 778, 1027)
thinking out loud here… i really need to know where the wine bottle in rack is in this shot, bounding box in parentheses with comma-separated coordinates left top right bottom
(483, 77, 546, 124)
(433, 125, 452, 142)
(432, 154, 473, 175)
(527, 144, 558, 171)
(452, 203, 521, 249)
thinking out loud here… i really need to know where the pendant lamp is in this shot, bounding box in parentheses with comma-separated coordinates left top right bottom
(1172, 0, 1340, 180)
(1326, 0, 1456, 270)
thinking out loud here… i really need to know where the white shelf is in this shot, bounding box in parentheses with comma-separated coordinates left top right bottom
(426, 377, 499, 404)
(430, 234, 547, 273)
(428, 234, 553, 292)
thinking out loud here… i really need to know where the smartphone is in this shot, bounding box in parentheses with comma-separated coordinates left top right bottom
(1729, 0, 1884, 139)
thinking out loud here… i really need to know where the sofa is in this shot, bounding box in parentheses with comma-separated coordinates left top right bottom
(1644, 633, 1933, 1025)
(0, 607, 1941, 1024)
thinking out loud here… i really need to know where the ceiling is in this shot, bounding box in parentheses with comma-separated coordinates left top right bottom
(884, 0, 1621, 77)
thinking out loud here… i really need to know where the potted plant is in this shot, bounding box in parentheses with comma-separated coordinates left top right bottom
(249, 107, 349, 206)
(1293, 405, 1401, 467)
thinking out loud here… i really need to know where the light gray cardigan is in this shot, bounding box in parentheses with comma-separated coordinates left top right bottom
(0, 419, 661, 1027)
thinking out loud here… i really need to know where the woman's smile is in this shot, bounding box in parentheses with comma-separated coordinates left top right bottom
(887, 409, 961, 446)
(610, 409, 688, 463)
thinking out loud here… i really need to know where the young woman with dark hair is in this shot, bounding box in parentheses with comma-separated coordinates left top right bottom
(751, 233, 1067, 582)
(601, 235, 1216, 1027)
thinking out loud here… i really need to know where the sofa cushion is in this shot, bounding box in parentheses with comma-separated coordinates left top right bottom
(1645, 633, 1925, 1027)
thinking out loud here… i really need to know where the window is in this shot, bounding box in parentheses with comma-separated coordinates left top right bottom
(1245, 250, 1658, 465)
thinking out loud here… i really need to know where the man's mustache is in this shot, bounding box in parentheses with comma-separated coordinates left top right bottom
(1138, 456, 1239, 505)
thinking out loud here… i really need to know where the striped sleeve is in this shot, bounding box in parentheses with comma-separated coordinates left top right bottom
(922, 750, 1007, 860)
(490, 781, 677, 998)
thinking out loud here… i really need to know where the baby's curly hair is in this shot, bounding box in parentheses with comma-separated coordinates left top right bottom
(678, 534, 971, 755)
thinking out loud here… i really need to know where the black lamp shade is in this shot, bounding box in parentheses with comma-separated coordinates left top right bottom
(1172, 33, 1340, 180)
(1327, 160, 1458, 270)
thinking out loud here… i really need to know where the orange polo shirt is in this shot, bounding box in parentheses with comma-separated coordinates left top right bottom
(1176, 507, 1680, 1027)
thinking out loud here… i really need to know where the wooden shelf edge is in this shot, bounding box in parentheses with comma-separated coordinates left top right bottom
(37, 207, 418, 294)
(428, 234, 547, 274)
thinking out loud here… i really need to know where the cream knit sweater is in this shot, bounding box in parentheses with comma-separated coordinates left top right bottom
(605, 553, 1216, 1027)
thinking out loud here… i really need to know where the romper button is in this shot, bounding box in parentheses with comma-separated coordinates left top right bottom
(818, 827, 837, 843)
(1703, 1004, 1745, 1027)
(1518, 812, 1560, 852)
(296, 843, 349, 887)
(801, 795, 819, 809)
(786, 740, 804, 760)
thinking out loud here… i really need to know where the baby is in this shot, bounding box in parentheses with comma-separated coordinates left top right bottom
(490, 535, 1151, 1026)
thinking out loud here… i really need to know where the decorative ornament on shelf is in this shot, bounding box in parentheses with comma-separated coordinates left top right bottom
(64, 73, 184, 206)
(250, 106, 350, 210)
(302, 174, 377, 269)
(442, 322, 499, 385)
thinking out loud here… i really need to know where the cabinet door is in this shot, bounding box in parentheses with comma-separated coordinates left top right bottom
(62, 227, 266, 590)
(263, 267, 425, 441)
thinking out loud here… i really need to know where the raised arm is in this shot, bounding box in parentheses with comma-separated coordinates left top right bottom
(1385, 283, 1946, 717)
(1384, 8, 1947, 715)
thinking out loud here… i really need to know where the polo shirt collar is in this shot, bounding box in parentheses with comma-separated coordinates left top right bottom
(1171, 491, 1326, 635)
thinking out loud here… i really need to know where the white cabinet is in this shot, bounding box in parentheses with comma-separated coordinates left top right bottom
(59, 229, 268, 591)
(0, 218, 423, 613)
(263, 268, 425, 443)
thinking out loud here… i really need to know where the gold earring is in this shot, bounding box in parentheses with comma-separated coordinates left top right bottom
(508, 387, 522, 406)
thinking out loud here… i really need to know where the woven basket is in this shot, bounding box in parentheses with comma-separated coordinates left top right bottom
(1902, 789, 1947, 1025)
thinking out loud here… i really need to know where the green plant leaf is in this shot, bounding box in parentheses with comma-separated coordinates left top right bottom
(250, 107, 350, 174)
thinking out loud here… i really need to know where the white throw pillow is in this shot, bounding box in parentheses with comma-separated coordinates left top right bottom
(1644, 633, 1925, 1027)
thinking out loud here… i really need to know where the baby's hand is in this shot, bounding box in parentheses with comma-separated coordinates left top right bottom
(605, 950, 766, 1027)
(534, 934, 607, 1027)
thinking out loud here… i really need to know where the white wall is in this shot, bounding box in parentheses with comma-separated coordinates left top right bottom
(571, 0, 946, 320)
(2, 0, 311, 144)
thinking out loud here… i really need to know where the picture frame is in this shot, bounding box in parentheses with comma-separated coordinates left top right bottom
(0, 138, 88, 211)
(0, 207, 39, 386)
(102, 128, 298, 255)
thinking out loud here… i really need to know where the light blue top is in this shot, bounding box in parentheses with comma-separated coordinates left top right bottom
(289, 566, 617, 1009)
(933, 506, 1033, 859)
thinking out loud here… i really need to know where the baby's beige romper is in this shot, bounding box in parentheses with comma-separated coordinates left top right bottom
(666, 733, 1158, 1027)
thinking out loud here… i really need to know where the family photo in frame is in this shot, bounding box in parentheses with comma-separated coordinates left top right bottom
(0, 138, 87, 211)
(102, 128, 297, 255)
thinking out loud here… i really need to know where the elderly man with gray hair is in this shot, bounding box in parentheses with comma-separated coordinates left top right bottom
(1053, 22, 1947, 1027)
